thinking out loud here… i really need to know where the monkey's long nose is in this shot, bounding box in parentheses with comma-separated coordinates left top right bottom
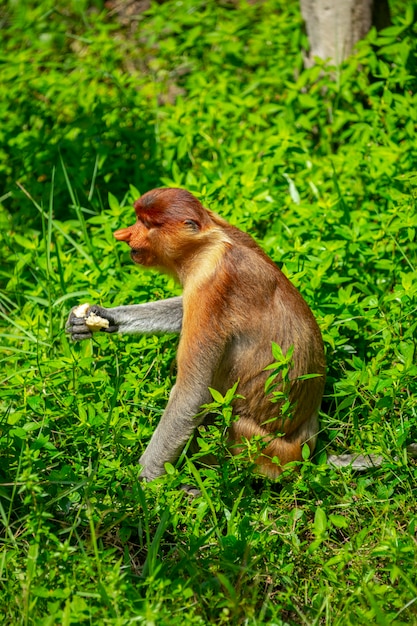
(114, 227, 133, 242)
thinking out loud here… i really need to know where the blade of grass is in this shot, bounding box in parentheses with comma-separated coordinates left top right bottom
(0, 310, 50, 346)
(0, 500, 18, 548)
(53, 290, 94, 307)
(88, 153, 100, 202)
(141, 506, 171, 579)
(16, 182, 94, 264)
(186, 459, 221, 540)
(60, 155, 98, 265)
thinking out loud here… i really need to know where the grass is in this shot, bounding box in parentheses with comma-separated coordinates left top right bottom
(1, 0, 417, 623)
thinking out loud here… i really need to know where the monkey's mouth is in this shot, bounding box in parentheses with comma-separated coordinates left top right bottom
(130, 248, 150, 265)
(130, 248, 143, 260)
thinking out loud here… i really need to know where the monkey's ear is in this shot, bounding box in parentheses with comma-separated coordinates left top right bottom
(183, 219, 200, 232)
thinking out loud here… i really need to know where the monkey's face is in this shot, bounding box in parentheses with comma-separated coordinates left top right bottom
(114, 221, 160, 267)
(114, 189, 215, 277)
(114, 218, 204, 275)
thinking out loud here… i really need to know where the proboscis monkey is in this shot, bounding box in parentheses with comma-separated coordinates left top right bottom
(66, 188, 326, 481)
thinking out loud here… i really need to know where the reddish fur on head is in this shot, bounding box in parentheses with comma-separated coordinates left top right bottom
(134, 188, 211, 228)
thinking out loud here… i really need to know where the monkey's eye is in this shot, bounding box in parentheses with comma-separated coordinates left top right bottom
(183, 219, 199, 231)
(140, 218, 153, 229)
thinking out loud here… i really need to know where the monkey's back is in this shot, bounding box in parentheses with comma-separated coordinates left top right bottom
(209, 227, 325, 474)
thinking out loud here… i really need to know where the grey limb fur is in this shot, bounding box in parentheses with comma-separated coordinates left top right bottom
(66, 296, 183, 341)
(327, 443, 417, 471)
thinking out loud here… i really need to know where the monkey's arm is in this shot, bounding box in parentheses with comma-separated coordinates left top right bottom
(66, 296, 183, 341)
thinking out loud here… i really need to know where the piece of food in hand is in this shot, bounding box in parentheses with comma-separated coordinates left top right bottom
(73, 303, 91, 318)
(72, 302, 109, 330)
(85, 312, 110, 331)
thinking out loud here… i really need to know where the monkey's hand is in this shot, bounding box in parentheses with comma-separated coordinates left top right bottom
(66, 304, 118, 341)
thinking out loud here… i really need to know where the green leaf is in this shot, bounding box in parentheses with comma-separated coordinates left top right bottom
(208, 388, 225, 403)
(329, 514, 349, 529)
(301, 443, 311, 460)
(108, 192, 120, 212)
(314, 507, 327, 536)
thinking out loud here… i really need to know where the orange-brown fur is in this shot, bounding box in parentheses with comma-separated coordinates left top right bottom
(114, 188, 325, 478)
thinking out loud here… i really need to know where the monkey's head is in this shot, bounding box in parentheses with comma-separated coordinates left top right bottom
(113, 188, 216, 276)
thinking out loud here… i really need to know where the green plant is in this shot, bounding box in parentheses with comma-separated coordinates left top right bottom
(1, 0, 417, 623)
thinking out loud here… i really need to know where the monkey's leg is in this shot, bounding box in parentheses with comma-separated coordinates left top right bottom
(327, 443, 417, 470)
(138, 383, 212, 481)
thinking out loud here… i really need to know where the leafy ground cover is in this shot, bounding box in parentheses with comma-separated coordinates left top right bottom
(1, 0, 417, 623)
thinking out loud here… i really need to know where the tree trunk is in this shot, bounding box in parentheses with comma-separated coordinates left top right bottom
(300, 0, 390, 66)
